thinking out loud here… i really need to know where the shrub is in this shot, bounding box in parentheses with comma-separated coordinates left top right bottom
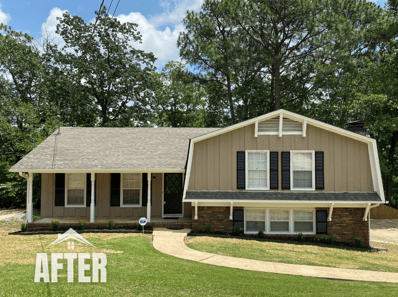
(51, 221, 59, 231)
(232, 225, 241, 236)
(107, 220, 114, 230)
(354, 237, 363, 248)
(323, 235, 335, 244)
(21, 223, 27, 232)
(137, 224, 143, 231)
(297, 233, 304, 242)
(204, 223, 212, 233)
(258, 229, 265, 238)
(77, 220, 86, 230)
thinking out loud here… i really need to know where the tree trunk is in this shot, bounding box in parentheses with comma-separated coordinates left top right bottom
(270, 67, 275, 111)
(274, 64, 281, 110)
(226, 73, 235, 124)
(386, 131, 398, 203)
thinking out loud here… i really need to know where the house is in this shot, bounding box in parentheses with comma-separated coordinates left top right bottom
(10, 109, 384, 246)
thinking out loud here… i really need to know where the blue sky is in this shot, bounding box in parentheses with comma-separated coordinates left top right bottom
(0, 0, 389, 70)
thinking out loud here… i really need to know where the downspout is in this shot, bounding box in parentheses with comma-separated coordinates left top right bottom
(368, 203, 380, 248)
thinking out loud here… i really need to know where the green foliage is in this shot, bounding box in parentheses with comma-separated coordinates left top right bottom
(137, 224, 143, 231)
(204, 223, 212, 233)
(323, 235, 335, 244)
(232, 226, 241, 236)
(258, 229, 265, 238)
(354, 237, 364, 248)
(77, 220, 86, 230)
(20, 223, 27, 232)
(107, 220, 114, 230)
(297, 233, 304, 242)
(51, 221, 59, 231)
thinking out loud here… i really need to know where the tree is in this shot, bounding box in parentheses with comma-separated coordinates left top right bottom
(0, 25, 58, 208)
(179, 0, 397, 116)
(53, 6, 158, 127)
(151, 61, 208, 127)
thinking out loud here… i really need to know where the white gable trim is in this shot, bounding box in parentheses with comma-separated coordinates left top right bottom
(183, 109, 385, 203)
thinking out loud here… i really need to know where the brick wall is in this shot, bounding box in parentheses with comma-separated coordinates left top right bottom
(191, 206, 232, 233)
(191, 206, 369, 246)
(318, 207, 369, 245)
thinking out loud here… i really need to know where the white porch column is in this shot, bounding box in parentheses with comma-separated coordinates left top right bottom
(19, 172, 33, 223)
(90, 173, 95, 223)
(147, 173, 151, 222)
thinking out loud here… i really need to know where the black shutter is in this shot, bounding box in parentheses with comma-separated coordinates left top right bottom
(270, 152, 278, 189)
(55, 173, 65, 207)
(233, 209, 244, 229)
(142, 173, 148, 207)
(316, 210, 327, 234)
(110, 173, 120, 207)
(315, 152, 324, 190)
(281, 152, 290, 189)
(237, 151, 245, 189)
(86, 173, 96, 207)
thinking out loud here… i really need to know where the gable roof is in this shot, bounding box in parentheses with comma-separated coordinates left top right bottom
(9, 127, 220, 172)
(182, 109, 385, 203)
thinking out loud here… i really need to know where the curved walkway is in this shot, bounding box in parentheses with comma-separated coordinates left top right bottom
(152, 228, 398, 283)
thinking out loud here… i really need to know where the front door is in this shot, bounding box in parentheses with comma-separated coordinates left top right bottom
(163, 173, 183, 215)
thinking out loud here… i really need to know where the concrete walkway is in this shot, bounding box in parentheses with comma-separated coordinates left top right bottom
(152, 228, 398, 283)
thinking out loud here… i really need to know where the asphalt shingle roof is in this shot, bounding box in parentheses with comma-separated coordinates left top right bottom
(185, 191, 382, 202)
(10, 127, 220, 171)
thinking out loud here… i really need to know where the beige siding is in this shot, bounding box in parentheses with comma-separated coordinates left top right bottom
(40, 173, 167, 219)
(188, 124, 374, 192)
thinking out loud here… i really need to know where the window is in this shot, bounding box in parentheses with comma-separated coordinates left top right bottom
(66, 173, 86, 207)
(246, 151, 269, 190)
(269, 209, 289, 232)
(243, 208, 315, 234)
(121, 173, 141, 206)
(294, 210, 315, 233)
(291, 151, 315, 190)
(245, 209, 266, 233)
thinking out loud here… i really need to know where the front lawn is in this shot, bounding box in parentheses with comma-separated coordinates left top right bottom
(0, 221, 397, 296)
(186, 234, 398, 273)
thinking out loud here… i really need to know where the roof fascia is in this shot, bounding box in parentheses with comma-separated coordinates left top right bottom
(10, 169, 185, 173)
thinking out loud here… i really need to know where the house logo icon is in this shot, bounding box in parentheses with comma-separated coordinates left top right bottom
(47, 228, 95, 248)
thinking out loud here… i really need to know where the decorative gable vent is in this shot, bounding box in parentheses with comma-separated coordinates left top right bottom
(255, 113, 306, 137)
(282, 118, 302, 133)
(258, 116, 280, 134)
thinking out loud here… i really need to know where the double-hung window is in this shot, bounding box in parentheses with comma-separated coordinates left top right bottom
(291, 151, 315, 190)
(269, 209, 290, 233)
(246, 150, 270, 190)
(294, 210, 315, 233)
(121, 173, 141, 207)
(65, 173, 86, 207)
(245, 209, 266, 233)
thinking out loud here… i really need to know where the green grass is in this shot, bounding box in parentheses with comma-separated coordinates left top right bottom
(186, 234, 398, 273)
(0, 223, 397, 296)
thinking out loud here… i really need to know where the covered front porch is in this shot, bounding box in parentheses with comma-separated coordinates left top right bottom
(20, 171, 190, 226)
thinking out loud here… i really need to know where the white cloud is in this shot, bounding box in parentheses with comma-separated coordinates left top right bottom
(0, 4, 11, 25)
(150, 0, 204, 27)
(40, 7, 68, 50)
(117, 12, 186, 69)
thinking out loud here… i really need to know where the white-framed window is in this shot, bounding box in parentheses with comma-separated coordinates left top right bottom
(243, 208, 315, 234)
(245, 150, 270, 190)
(291, 151, 315, 190)
(294, 210, 316, 233)
(121, 173, 142, 207)
(65, 173, 86, 207)
(244, 209, 266, 234)
(269, 209, 290, 233)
